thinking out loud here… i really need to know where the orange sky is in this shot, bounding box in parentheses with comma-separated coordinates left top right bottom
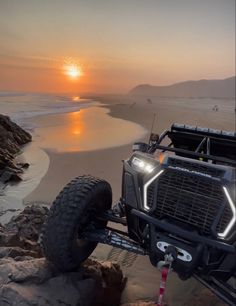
(0, 0, 235, 94)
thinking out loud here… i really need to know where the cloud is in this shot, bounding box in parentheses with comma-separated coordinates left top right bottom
(0, 53, 61, 72)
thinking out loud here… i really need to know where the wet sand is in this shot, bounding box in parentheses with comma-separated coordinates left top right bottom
(0, 143, 50, 224)
(24, 95, 234, 305)
(25, 105, 147, 153)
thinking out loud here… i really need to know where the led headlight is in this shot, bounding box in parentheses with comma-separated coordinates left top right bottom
(132, 157, 155, 173)
(218, 187, 236, 239)
(143, 170, 164, 210)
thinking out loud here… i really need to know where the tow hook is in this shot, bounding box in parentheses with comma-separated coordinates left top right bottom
(157, 241, 192, 262)
(156, 245, 178, 306)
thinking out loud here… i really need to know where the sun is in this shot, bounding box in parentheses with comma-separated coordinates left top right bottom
(65, 64, 82, 79)
(63, 58, 83, 80)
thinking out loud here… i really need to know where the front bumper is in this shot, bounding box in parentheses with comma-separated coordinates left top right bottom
(132, 209, 235, 253)
(132, 209, 235, 280)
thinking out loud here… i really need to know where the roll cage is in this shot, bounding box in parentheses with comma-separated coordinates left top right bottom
(148, 123, 236, 166)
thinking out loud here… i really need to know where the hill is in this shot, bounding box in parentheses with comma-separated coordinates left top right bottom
(129, 76, 235, 98)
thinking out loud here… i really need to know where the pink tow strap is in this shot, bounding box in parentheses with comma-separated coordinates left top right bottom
(156, 247, 177, 306)
(157, 265, 170, 306)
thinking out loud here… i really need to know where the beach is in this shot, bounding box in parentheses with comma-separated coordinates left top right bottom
(24, 95, 235, 204)
(1, 93, 234, 305)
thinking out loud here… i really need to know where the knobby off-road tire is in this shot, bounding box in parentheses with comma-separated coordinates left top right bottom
(41, 175, 112, 272)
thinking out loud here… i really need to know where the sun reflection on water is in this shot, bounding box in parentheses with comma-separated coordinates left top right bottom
(69, 111, 83, 137)
(33, 106, 147, 152)
(72, 96, 80, 101)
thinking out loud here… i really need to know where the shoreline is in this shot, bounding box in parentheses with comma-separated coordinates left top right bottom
(24, 104, 147, 153)
(0, 143, 50, 224)
(1, 100, 148, 213)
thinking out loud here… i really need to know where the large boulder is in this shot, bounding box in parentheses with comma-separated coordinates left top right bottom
(0, 257, 125, 306)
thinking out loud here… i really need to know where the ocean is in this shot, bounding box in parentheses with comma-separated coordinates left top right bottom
(0, 92, 147, 223)
(0, 92, 93, 128)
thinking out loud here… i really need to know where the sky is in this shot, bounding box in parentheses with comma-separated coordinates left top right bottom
(0, 0, 235, 93)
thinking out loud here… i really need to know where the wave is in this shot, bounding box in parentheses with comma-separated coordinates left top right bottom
(0, 92, 96, 131)
(0, 92, 93, 118)
(0, 92, 27, 97)
(11, 103, 91, 121)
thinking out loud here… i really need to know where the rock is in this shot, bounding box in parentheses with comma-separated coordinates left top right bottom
(0, 277, 95, 306)
(1, 258, 56, 284)
(5, 205, 49, 237)
(0, 114, 31, 152)
(0, 114, 31, 185)
(84, 258, 124, 285)
(0, 230, 20, 247)
(0, 205, 49, 257)
(0, 257, 125, 306)
(83, 258, 126, 306)
(0, 169, 22, 183)
(0, 205, 126, 306)
(0, 246, 38, 259)
(17, 162, 30, 169)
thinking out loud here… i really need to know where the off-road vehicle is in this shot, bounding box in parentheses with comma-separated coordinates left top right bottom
(41, 123, 236, 305)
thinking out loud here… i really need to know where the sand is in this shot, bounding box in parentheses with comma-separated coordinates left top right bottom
(23, 95, 234, 305)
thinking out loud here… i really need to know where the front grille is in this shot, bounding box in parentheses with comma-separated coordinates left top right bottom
(148, 169, 227, 236)
(216, 205, 233, 234)
(168, 158, 225, 178)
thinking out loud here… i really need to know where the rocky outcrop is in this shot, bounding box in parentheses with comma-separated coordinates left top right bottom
(0, 114, 32, 184)
(0, 114, 31, 153)
(0, 257, 125, 306)
(0, 205, 49, 257)
(0, 205, 126, 306)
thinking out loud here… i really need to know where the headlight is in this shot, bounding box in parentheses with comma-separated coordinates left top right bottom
(143, 170, 164, 211)
(132, 157, 155, 173)
(218, 187, 236, 239)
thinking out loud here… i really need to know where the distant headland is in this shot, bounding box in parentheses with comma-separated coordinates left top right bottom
(129, 76, 235, 98)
